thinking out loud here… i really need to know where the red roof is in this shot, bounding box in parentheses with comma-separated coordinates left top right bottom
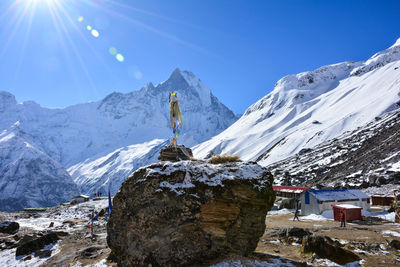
(272, 185, 310, 194)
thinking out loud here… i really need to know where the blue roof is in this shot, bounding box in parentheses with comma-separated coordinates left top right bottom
(308, 189, 369, 201)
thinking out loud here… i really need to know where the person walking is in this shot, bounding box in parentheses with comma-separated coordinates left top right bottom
(293, 208, 300, 221)
(340, 210, 346, 227)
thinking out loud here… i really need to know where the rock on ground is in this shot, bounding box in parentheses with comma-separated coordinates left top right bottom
(0, 221, 19, 234)
(16, 232, 60, 257)
(107, 160, 275, 267)
(302, 235, 361, 265)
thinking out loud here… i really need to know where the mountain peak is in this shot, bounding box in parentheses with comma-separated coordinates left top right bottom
(172, 67, 182, 75)
(160, 68, 212, 106)
(165, 67, 186, 85)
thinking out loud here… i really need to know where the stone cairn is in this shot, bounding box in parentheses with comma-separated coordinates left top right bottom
(158, 144, 193, 162)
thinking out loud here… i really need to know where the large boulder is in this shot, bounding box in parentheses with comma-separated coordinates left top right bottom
(16, 232, 59, 257)
(107, 161, 275, 267)
(158, 144, 193, 162)
(0, 221, 19, 234)
(302, 235, 361, 265)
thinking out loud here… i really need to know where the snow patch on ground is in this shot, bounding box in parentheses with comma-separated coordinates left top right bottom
(302, 210, 334, 221)
(313, 258, 365, 267)
(0, 242, 60, 267)
(72, 259, 108, 267)
(389, 161, 400, 171)
(16, 217, 63, 231)
(382, 230, 400, 237)
(376, 212, 396, 222)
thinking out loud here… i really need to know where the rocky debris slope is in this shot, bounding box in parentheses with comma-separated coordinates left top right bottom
(107, 161, 275, 266)
(267, 108, 400, 188)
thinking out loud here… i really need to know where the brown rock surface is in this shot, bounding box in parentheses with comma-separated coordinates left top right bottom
(158, 144, 193, 162)
(107, 161, 275, 267)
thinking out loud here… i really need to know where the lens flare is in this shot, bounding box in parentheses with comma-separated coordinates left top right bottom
(91, 29, 99, 38)
(109, 47, 117, 55)
(86, 25, 92, 31)
(78, 16, 84, 22)
(134, 71, 143, 80)
(115, 53, 124, 62)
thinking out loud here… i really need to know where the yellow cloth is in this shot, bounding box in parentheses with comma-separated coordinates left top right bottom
(169, 94, 182, 129)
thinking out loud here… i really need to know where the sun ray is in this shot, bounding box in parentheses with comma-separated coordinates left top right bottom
(0, 0, 20, 21)
(13, 1, 38, 85)
(45, 0, 86, 101)
(0, 1, 34, 60)
(50, 0, 124, 141)
(47, 2, 101, 101)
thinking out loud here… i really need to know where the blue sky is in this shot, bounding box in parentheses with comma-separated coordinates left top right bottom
(0, 0, 399, 114)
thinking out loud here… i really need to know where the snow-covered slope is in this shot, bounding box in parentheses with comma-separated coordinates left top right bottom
(266, 108, 400, 188)
(0, 68, 237, 167)
(0, 124, 79, 211)
(193, 39, 400, 166)
(69, 139, 168, 195)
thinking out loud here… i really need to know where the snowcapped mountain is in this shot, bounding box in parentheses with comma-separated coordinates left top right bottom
(193, 38, 400, 166)
(267, 109, 400, 188)
(0, 68, 237, 167)
(69, 139, 168, 196)
(0, 123, 79, 211)
(0, 68, 238, 205)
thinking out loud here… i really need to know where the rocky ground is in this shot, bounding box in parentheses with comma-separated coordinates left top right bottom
(257, 208, 400, 266)
(0, 199, 114, 267)
(1, 194, 399, 266)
